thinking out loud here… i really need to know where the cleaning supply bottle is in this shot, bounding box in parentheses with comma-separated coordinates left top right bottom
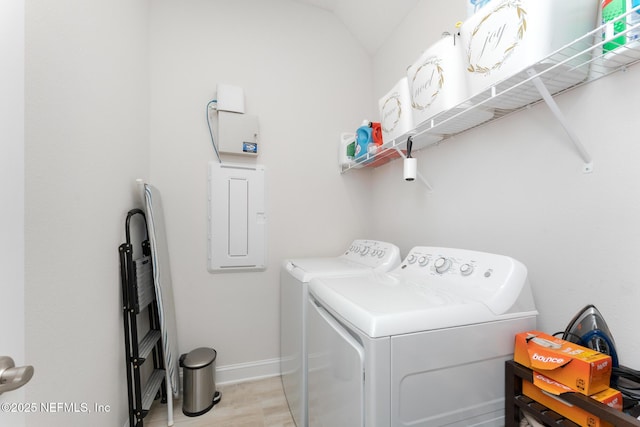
(371, 122, 383, 146)
(367, 122, 383, 156)
(630, 0, 640, 41)
(602, 0, 627, 52)
(467, 0, 492, 17)
(339, 133, 356, 168)
(355, 120, 372, 159)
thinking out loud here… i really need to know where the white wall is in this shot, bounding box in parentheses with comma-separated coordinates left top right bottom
(25, 0, 150, 425)
(148, 0, 372, 377)
(0, 1, 26, 426)
(371, 0, 640, 367)
(373, 0, 466, 94)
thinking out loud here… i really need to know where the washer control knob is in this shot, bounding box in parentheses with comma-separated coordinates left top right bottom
(378, 250, 386, 258)
(460, 263, 474, 276)
(407, 254, 417, 264)
(418, 256, 429, 267)
(360, 246, 370, 255)
(434, 257, 452, 274)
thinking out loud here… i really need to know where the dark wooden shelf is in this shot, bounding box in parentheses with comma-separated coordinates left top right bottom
(505, 360, 640, 427)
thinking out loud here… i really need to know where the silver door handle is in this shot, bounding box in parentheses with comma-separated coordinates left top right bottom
(0, 356, 34, 395)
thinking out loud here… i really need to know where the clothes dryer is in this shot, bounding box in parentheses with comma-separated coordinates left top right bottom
(307, 246, 538, 427)
(280, 240, 401, 427)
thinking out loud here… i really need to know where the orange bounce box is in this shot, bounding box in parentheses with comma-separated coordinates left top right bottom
(523, 374, 622, 427)
(514, 330, 612, 395)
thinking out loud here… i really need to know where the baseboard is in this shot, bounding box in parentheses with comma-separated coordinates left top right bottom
(121, 357, 281, 426)
(216, 357, 281, 385)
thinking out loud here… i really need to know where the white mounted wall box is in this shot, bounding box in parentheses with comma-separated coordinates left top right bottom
(218, 111, 260, 156)
(208, 162, 267, 272)
(216, 83, 245, 113)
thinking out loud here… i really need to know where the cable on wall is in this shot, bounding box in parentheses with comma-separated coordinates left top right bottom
(206, 99, 222, 163)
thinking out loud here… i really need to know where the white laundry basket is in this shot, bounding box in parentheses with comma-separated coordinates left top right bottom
(460, 0, 600, 109)
(407, 34, 494, 135)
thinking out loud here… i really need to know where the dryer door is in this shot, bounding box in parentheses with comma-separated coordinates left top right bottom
(307, 296, 365, 427)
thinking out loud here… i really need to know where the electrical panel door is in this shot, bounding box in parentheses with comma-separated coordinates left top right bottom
(208, 162, 266, 272)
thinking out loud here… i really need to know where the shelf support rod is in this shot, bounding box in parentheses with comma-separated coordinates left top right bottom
(394, 146, 433, 192)
(526, 68, 593, 173)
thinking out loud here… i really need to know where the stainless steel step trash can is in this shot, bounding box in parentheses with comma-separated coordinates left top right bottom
(180, 347, 221, 417)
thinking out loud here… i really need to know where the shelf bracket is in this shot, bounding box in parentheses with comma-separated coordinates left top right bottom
(526, 68, 594, 173)
(394, 146, 433, 192)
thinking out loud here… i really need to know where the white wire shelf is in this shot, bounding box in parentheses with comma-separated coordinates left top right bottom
(342, 11, 640, 174)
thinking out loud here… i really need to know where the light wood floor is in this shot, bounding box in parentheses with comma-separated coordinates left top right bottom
(145, 376, 295, 427)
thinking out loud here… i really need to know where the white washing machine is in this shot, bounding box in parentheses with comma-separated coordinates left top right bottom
(306, 246, 538, 427)
(281, 240, 401, 427)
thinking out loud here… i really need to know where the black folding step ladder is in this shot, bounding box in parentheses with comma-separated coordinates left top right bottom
(119, 209, 167, 426)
